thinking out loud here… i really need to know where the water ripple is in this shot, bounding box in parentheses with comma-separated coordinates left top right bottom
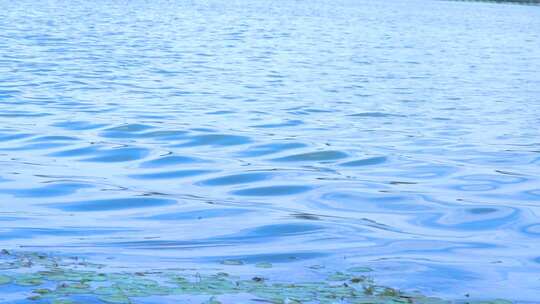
(272, 150, 349, 162)
(232, 185, 314, 196)
(0, 0, 539, 301)
(47, 197, 177, 212)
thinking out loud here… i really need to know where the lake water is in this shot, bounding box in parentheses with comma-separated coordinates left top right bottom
(1, 0, 540, 302)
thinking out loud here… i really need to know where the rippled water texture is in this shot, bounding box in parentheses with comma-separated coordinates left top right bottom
(1, 0, 540, 302)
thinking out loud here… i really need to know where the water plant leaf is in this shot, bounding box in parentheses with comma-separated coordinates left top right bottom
(220, 259, 244, 266)
(15, 274, 43, 286)
(0, 274, 11, 285)
(255, 262, 273, 268)
(51, 299, 76, 304)
(98, 294, 131, 304)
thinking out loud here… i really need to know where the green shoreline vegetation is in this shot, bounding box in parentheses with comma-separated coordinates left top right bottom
(0, 250, 512, 304)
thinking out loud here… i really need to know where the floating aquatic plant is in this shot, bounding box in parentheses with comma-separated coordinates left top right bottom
(0, 250, 511, 304)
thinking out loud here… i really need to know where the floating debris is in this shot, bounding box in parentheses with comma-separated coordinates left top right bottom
(255, 262, 273, 269)
(220, 259, 244, 266)
(0, 275, 11, 285)
(0, 250, 512, 304)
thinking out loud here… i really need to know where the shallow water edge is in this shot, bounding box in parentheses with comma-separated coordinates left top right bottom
(0, 250, 513, 304)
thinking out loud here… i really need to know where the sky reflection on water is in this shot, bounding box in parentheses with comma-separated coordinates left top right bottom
(0, 0, 540, 302)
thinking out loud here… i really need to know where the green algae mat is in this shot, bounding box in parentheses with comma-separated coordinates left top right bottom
(0, 250, 511, 304)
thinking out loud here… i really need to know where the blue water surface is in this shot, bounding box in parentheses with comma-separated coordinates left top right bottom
(1, 0, 540, 302)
